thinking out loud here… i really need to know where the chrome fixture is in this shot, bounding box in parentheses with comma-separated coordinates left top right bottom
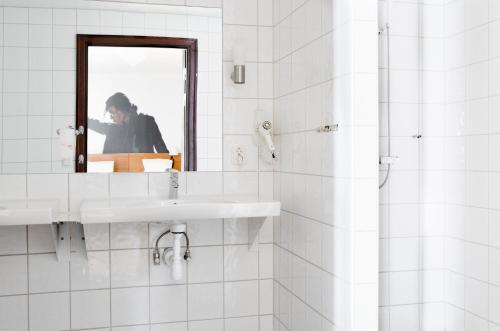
(257, 120, 276, 159)
(231, 65, 245, 84)
(379, 22, 396, 190)
(316, 124, 339, 133)
(169, 170, 179, 200)
(152, 225, 191, 267)
(56, 125, 85, 136)
(231, 42, 246, 84)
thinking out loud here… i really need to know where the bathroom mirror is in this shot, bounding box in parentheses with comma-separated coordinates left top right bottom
(0, 5, 222, 174)
(76, 35, 197, 172)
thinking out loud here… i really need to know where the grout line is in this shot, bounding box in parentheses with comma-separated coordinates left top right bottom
(256, 0, 261, 328)
(0, 8, 4, 172)
(486, 1, 491, 325)
(108, 221, 112, 327)
(147, 222, 152, 330)
(417, 1, 424, 329)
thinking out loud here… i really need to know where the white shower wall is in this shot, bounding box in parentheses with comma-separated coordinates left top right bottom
(443, 0, 500, 329)
(379, 0, 500, 330)
(378, 0, 447, 329)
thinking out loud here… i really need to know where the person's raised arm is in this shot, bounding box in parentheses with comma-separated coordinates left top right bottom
(88, 118, 112, 135)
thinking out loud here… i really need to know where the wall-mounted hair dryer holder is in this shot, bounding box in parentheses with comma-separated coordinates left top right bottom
(257, 120, 276, 159)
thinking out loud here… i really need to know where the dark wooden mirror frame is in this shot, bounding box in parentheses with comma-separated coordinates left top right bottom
(75, 34, 198, 172)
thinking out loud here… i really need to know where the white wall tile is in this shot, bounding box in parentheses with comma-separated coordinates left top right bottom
(4, 7, 28, 24)
(4, 47, 28, 70)
(29, 25, 52, 47)
(0, 255, 27, 295)
(110, 223, 148, 249)
(224, 280, 259, 317)
(71, 289, 111, 329)
(111, 287, 149, 326)
(0, 295, 28, 331)
(110, 173, 148, 197)
(186, 171, 222, 195)
(28, 253, 69, 293)
(187, 245, 223, 283)
(27, 174, 68, 211)
(29, 8, 52, 25)
(225, 316, 259, 331)
(111, 249, 148, 287)
(27, 224, 54, 253)
(4, 24, 28, 47)
(29, 292, 70, 331)
(224, 245, 258, 281)
(188, 282, 223, 319)
(0, 225, 27, 255)
(150, 285, 187, 323)
(71, 251, 110, 291)
(69, 173, 109, 211)
(152, 322, 188, 331)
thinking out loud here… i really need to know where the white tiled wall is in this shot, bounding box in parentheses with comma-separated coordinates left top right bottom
(0, 0, 277, 330)
(273, 0, 379, 330)
(0, 1, 223, 173)
(378, 0, 448, 330)
(0, 171, 274, 331)
(442, 0, 500, 329)
(272, 0, 336, 328)
(379, 0, 500, 330)
(377, 0, 454, 327)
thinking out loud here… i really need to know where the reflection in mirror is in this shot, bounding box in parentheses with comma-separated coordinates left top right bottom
(76, 35, 198, 173)
(87, 47, 185, 172)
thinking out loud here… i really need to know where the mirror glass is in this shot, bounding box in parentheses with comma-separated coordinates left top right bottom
(87, 46, 188, 172)
(76, 35, 200, 173)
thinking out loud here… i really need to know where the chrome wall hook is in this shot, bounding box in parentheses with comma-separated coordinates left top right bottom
(316, 124, 338, 133)
(57, 125, 85, 136)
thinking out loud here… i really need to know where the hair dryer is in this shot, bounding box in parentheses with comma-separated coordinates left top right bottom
(258, 120, 276, 159)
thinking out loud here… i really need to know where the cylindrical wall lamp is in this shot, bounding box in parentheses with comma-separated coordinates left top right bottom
(231, 42, 246, 84)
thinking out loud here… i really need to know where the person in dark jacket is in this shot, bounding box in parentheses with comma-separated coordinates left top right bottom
(89, 92, 169, 154)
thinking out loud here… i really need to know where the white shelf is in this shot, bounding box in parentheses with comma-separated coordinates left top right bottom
(0, 196, 280, 259)
(0, 199, 59, 226)
(80, 195, 280, 224)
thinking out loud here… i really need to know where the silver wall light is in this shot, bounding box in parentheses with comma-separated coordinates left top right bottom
(231, 42, 246, 84)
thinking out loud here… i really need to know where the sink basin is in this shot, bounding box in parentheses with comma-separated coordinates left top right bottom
(80, 196, 280, 224)
(0, 199, 58, 226)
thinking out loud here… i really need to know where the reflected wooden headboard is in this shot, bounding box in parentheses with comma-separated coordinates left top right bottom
(88, 153, 182, 172)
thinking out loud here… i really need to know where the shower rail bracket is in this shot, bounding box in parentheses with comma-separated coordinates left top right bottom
(379, 156, 399, 165)
(316, 124, 338, 133)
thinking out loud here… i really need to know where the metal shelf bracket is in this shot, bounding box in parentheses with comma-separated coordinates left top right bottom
(50, 222, 87, 262)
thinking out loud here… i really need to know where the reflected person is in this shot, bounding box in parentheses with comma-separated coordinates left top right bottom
(88, 92, 169, 154)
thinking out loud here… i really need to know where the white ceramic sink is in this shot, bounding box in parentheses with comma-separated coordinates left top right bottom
(0, 199, 59, 226)
(80, 195, 280, 224)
